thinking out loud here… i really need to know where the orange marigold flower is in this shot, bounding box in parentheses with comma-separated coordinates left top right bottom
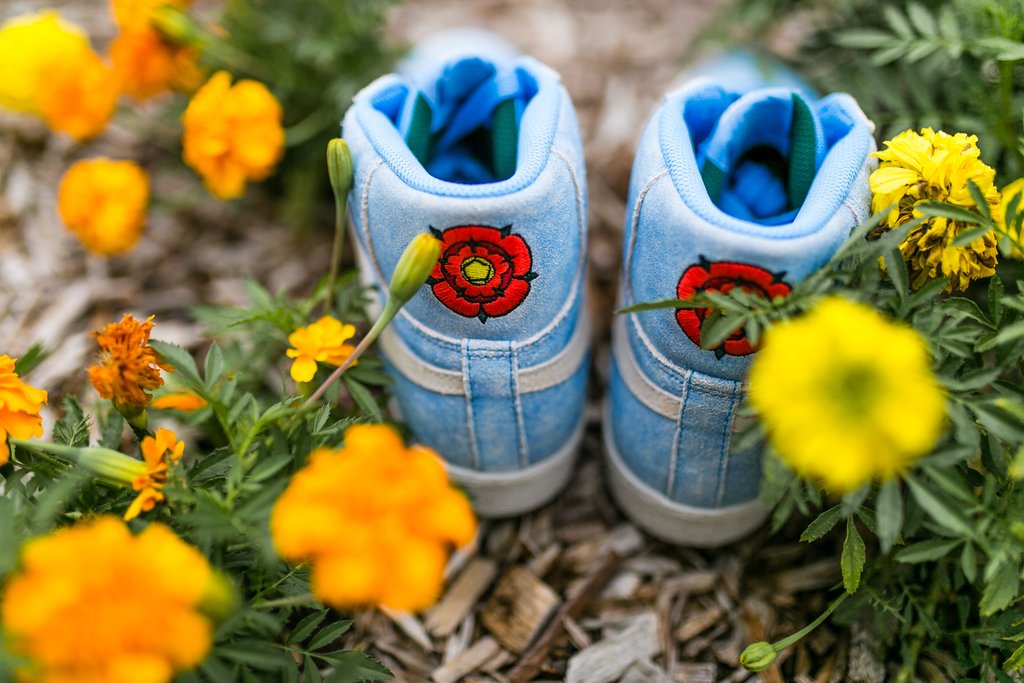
(59, 158, 150, 256)
(88, 314, 172, 411)
(36, 47, 118, 142)
(182, 71, 285, 200)
(111, 0, 192, 32)
(270, 424, 477, 612)
(286, 316, 358, 383)
(2, 516, 217, 683)
(0, 355, 48, 467)
(111, 27, 202, 100)
(151, 391, 207, 412)
(125, 427, 184, 521)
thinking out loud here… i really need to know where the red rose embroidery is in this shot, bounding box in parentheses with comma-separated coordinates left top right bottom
(427, 225, 538, 323)
(676, 258, 791, 358)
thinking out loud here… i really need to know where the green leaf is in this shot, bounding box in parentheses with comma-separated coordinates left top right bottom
(876, 479, 903, 554)
(989, 276, 1005, 324)
(906, 2, 936, 37)
(841, 517, 866, 594)
(218, 641, 293, 670)
(204, 342, 225, 386)
(835, 29, 894, 49)
(904, 475, 975, 536)
(13, 344, 50, 377)
(884, 245, 908, 299)
(325, 651, 393, 683)
(967, 180, 993, 221)
(344, 378, 382, 421)
(895, 538, 961, 563)
(53, 396, 90, 448)
(951, 225, 994, 247)
(991, 320, 1024, 347)
(883, 5, 913, 38)
(305, 654, 324, 683)
(287, 610, 329, 645)
(1005, 642, 1024, 672)
(917, 200, 985, 225)
(308, 619, 354, 651)
(800, 506, 844, 542)
(151, 340, 204, 390)
(961, 542, 977, 583)
(100, 412, 125, 450)
(980, 558, 1019, 616)
(617, 297, 693, 314)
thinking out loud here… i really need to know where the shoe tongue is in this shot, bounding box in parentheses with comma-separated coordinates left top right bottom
(698, 90, 824, 224)
(399, 57, 522, 183)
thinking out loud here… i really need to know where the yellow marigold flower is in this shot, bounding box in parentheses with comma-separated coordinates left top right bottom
(0, 355, 48, 467)
(182, 71, 285, 200)
(125, 427, 184, 521)
(749, 297, 945, 492)
(1, 516, 215, 682)
(151, 391, 207, 412)
(270, 424, 477, 612)
(110, 27, 202, 100)
(0, 11, 90, 114)
(286, 316, 358, 383)
(88, 314, 172, 410)
(870, 128, 1000, 292)
(999, 177, 1024, 259)
(58, 158, 150, 256)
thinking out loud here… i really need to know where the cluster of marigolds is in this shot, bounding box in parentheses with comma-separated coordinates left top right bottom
(0, 0, 285, 256)
(1, 2, 1023, 681)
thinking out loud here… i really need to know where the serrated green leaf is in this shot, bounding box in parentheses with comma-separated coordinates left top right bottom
(800, 506, 844, 542)
(325, 651, 393, 682)
(204, 342, 225, 387)
(100, 412, 126, 450)
(884, 245, 908, 299)
(980, 558, 1019, 616)
(841, 517, 866, 594)
(991, 320, 1024, 346)
(288, 610, 329, 645)
(151, 340, 204, 389)
(309, 619, 354, 651)
(905, 475, 975, 536)
(219, 641, 293, 670)
(305, 654, 324, 683)
(13, 344, 50, 377)
(876, 479, 903, 554)
(895, 538, 961, 563)
(989, 276, 1005, 324)
(1005, 642, 1024, 671)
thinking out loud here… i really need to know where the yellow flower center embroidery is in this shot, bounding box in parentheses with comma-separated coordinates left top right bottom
(461, 256, 494, 285)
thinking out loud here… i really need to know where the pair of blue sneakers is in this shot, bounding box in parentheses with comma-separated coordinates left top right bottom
(343, 30, 874, 547)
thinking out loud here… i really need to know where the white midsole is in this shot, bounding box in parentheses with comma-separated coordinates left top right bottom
(602, 400, 766, 547)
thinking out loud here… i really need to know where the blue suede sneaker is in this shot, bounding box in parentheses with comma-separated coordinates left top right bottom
(343, 30, 589, 517)
(606, 55, 875, 546)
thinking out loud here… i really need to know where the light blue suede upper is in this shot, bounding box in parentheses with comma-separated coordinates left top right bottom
(343, 53, 589, 472)
(610, 77, 875, 509)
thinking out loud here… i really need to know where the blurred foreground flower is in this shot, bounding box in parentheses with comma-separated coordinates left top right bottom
(109, 0, 201, 99)
(271, 424, 476, 612)
(286, 316, 357, 383)
(88, 314, 171, 417)
(151, 390, 207, 412)
(749, 297, 944, 492)
(870, 128, 1000, 292)
(59, 158, 150, 256)
(182, 71, 284, 200)
(0, 355, 48, 466)
(125, 427, 185, 521)
(0, 11, 117, 141)
(1, 516, 224, 683)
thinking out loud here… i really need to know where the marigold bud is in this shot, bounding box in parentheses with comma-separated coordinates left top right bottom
(390, 233, 442, 304)
(72, 446, 148, 486)
(740, 642, 778, 672)
(327, 138, 354, 201)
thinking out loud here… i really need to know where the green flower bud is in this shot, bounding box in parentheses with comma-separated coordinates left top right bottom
(740, 642, 778, 672)
(327, 138, 354, 202)
(389, 233, 441, 303)
(72, 446, 148, 487)
(200, 571, 239, 621)
(151, 5, 199, 44)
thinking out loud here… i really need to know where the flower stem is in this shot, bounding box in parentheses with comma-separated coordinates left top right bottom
(304, 298, 400, 408)
(774, 590, 849, 652)
(323, 181, 348, 316)
(252, 592, 320, 610)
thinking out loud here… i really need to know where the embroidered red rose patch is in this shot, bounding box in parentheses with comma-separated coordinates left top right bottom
(427, 224, 538, 323)
(676, 258, 791, 358)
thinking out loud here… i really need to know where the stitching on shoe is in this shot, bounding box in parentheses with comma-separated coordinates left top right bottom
(461, 340, 481, 470)
(666, 370, 692, 498)
(511, 344, 529, 468)
(715, 381, 741, 507)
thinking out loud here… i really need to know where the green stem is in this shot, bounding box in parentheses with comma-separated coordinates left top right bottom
(252, 592, 320, 610)
(895, 570, 944, 683)
(775, 590, 850, 652)
(323, 178, 349, 316)
(304, 298, 400, 408)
